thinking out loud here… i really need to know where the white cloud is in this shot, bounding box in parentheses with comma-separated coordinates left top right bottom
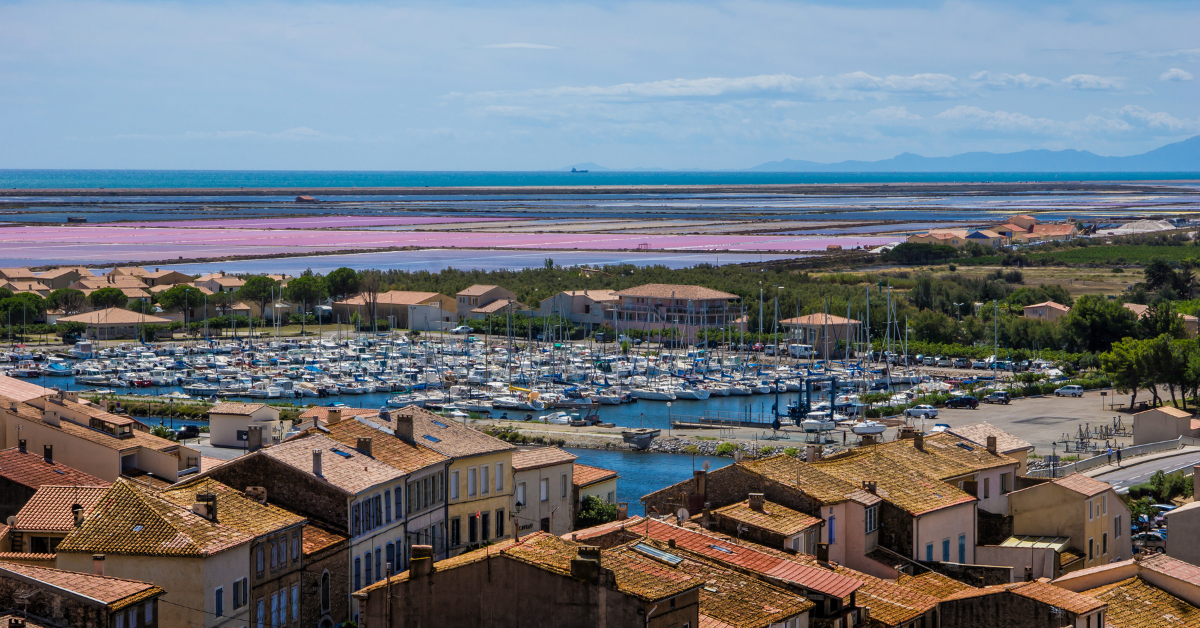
(866, 106, 922, 121)
(934, 106, 1132, 135)
(112, 127, 344, 141)
(1062, 74, 1126, 91)
(968, 71, 1053, 89)
(1160, 68, 1194, 81)
(479, 43, 558, 49)
(1113, 105, 1200, 132)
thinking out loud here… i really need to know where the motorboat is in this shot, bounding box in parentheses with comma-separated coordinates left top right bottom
(801, 413, 836, 433)
(631, 387, 676, 401)
(850, 421, 887, 435)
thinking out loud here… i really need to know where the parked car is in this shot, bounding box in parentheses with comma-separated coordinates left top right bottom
(954, 358, 971, 369)
(450, 325, 472, 335)
(971, 360, 988, 369)
(904, 404, 939, 419)
(990, 361, 1012, 371)
(936, 356, 952, 367)
(1055, 385, 1084, 397)
(945, 395, 979, 409)
(982, 391, 1011, 405)
(175, 424, 201, 440)
(1133, 532, 1167, 553)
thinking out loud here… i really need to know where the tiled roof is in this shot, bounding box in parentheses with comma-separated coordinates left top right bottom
(38, 399, 179, 453)
(298, 406, 381, 421)
(1024, 301, 1070, 312)
(946, 422, 1034, 453)
(812, 452, 976, 515)
(661, 543, 813, 628)
(457, 285, 505, 297)
(111, 267, 152, 277)
(616, 284, 739, 301)
(512, 447, 577, 471)
(943, 580, 1106, 616)
(471, 299, 530, 314)
(0, 561, 165, 611)
(1134, 405, 1193, 419)
(159, 476, 305, 537)
(56, 480, 252, 557)
(320, 416, 449, 474)
(395, 406, 513, 459)
(0, 447, 109, 490)
(260, 433, 407, 494)
(791, 554, 939, 625)
(0, 377, 54, 402)
(1138, 552, 1200, 586)
(555, 289, 619, 302)
(208, 402, 269, 416)
(740, 455, 861, 506)
(573, 463, 618, 487)
(1049, 473, 1114, 498)
(13, 485, 108, 532)
(302, 525, 347, 556)
(337, 291, 446, 307)
(897, 571, 976, 599)
(590, 542, 704, 602)
(36, 267, 84, 279)
(0, 553, 55, 562)
(780, 313, 861, 326)
(1084, 576, 1200, 627)
(567, 516, 642, 543)
(1031, 224, 1076, 236)
(713, 499, 821, 537)
(55, 308, 171, 325)
(627, 518, 861, 599)
(858, 431, 1019, 480)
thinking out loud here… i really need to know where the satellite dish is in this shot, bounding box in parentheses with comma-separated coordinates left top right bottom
(702, 460, 711, 472)
(676, 508, 690, 524)
(734, 450, 744, 462)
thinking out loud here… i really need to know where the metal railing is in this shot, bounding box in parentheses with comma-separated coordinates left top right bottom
(1026, 437, 1187, 478)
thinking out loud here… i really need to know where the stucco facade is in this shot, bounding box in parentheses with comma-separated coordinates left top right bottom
(1009, 477, 1132, 569)
(447, 450, 515, 554)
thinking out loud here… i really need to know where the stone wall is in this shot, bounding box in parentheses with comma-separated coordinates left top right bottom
(977, 509, 1014, 546)
(917, 559, 1012, 587)
(939, 592, 1078, 628)
(301, 526, 350, 628)
(641, 464, 821, 521)
(1015, 476, 1050, 491)
(0, 572, 150, 628)
(205, 454, 348, 532)
(877, 502, 914, 558)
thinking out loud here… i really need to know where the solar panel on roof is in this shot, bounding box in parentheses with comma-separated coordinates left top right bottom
(709, 544, 733, 554)
(633, 542, 683, 565)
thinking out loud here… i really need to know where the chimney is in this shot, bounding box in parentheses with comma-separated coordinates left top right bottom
(71, 504, 84, 528)
(862, 481, 877, 494)
(247, 426, 263, 452)
(312, 449, 323, 476)
(701, 501, 712, 528)
(101, 399, 109, 412)
(326, 408, 342, 426)
(42, 409, 60, 427)
(748, 493, 765, 512)
(986, 435, 998, 455)
(410, 544, 434, 579)
(17, 440, 25, 454)
(92, 554, 105, 576)
(357, 437, 373, 457)
(63, 391, 79, 403)
(1024, 566, 1033, 582)
(914, 433, 925, 452)
(617, 502, 629, 521)
(816, 542, 830, 566)
(861, 434, 875, 446)
(192, 493, 217, 522)
(806, 444, 818, 463)
(693, 470, 707, 498)
(570, 546, 603, 584)
(378, 408, 391, 424)
(43, 445, 53, 464)
(393, 411, 414, 444)
(8, 401, 17, 413)
(668, 538, 676, 548)
(9, 617, 25, 627)
(244, 486, 267, 504)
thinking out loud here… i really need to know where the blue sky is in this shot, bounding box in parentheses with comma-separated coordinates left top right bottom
(0, 0, 1197, 170)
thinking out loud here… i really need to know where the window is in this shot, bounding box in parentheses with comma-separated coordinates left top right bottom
(215, 587, 225, 617)
(424, 477, 432, 506)
(354, 557, 361, 591)
(291, 583, 299, 622)
(385, 490, 392, 522)
(363, 500, 372, 533)
(608, 491, 615, 503)
(942, 538, 950, 562)
(983, 477, 990, 499)
(481, 465, 490, 495)
(1104, 494, 1108, 515)
(517, 482, 526, 507)
(321, 571, 331, 611)
(353, 503, 361, 536)
(959, 534, 966, 564)
(376, 548, 382, 583)
(497, 509, 505, 538)
(257, 546, 265, 575)
(395, 486, 404, 518)
(1115, 516, 1122, 538)
(540, 478, 549, 502)
(865, 506, 878, 533)
(562, 474, 568, 499)
(496, 463, 504, 492)
(407, 481, 416, 513)
(1103, 532, 1108, 555)
(365, 551, 373, 583)
(292, 532, 300, 562)
(828, 516, 836, 544)
(117, 614, 124, 628)
(451, 518, 461, 547)
(926, 543, 933, 562)
(128, 608, 137, 628)
(1088, 500, 1094, 521)
(482, 512, 490, 540)
(145, 602, 153, 624)
(451, 471, 460, 500)
(256, 598, 264, 628)
(1089, 537, 1095, 560)
(469, 514, 478, 543)
(270, 593, 279, 628)
(374, 494, 383, 526)
(468, 467, 478, 497)
(1000, 472, 1010, 494)
(270, 542, 278, 571)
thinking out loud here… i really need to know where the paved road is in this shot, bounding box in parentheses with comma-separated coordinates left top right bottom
(1090, 448, 1200, 493)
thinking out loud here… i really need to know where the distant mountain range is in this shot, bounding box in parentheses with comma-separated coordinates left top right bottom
(564, 135, 1200, 173)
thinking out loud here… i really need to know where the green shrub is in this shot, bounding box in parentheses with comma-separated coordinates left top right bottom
(783, 447, 799, 457)
(576, 495, 619, 528)
(715, 442, 737, 456)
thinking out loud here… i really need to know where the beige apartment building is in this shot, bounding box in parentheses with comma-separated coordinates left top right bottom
(1008, 473, 1132, 572)
(511, 447, 577, 536)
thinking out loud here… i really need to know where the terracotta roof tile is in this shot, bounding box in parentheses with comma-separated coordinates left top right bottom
(319, 415, 449, 475)
(394, 406, 513, 459)
(56, 479, 252, 557)
(0, 377, 54, 402)
(574, 463, 618, 487)
(260, 433, 407, 493)
(470, 299, 530, 314)
(598, 543, 705, 602)
(713, 499, 822, 537)
(1048, 473, 1114, 498)
(302, 525, 347, 556)
(512, 447, 577, 471)
(897, 571, 976, 599)
(457, 285, 505, 297)
(1138, 553, 1200, 586)
(617, 284, 739, 301)
(159, 476, 305, 537)
(1084, 576, 1200, 627)
(812, 452, 976, 515)
(946, 422, 1034, 453)
(0, 447, 109, 490)
(299, 406, 381, 421)
(790, 554, 939, 625)
(12, 485, 108, 532)
(56, 308, 170, 325)
(0, 553, 55, 562)
(666, 548, 813, 628)
(944, 580, 1106, 616)
(780, 314, 861, 326)
(337, 291, 446, 307)
(741, 455, 861, 505)
(208, 402, 269, 416)
(844, 431, 1019, 480)
(0, 561, 165, 611)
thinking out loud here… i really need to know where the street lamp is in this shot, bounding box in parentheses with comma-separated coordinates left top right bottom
(952, 302, 964, 322)
(667, 402, 673, 436)
(511, 499, 525, 540)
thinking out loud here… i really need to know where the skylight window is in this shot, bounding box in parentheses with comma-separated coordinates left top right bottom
(634, 543, 683, 565)
(132, 525, 143, 532)
(708, 544, 733, 554)
(423, 435, 441, 443)
(432, 420, 449, 428)
(330, 448, 353, 459)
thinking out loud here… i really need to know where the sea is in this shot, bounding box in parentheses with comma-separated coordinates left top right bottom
(2, 169, 1199, 189)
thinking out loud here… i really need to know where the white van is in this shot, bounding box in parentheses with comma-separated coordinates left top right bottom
(789, 344, 815, 359)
